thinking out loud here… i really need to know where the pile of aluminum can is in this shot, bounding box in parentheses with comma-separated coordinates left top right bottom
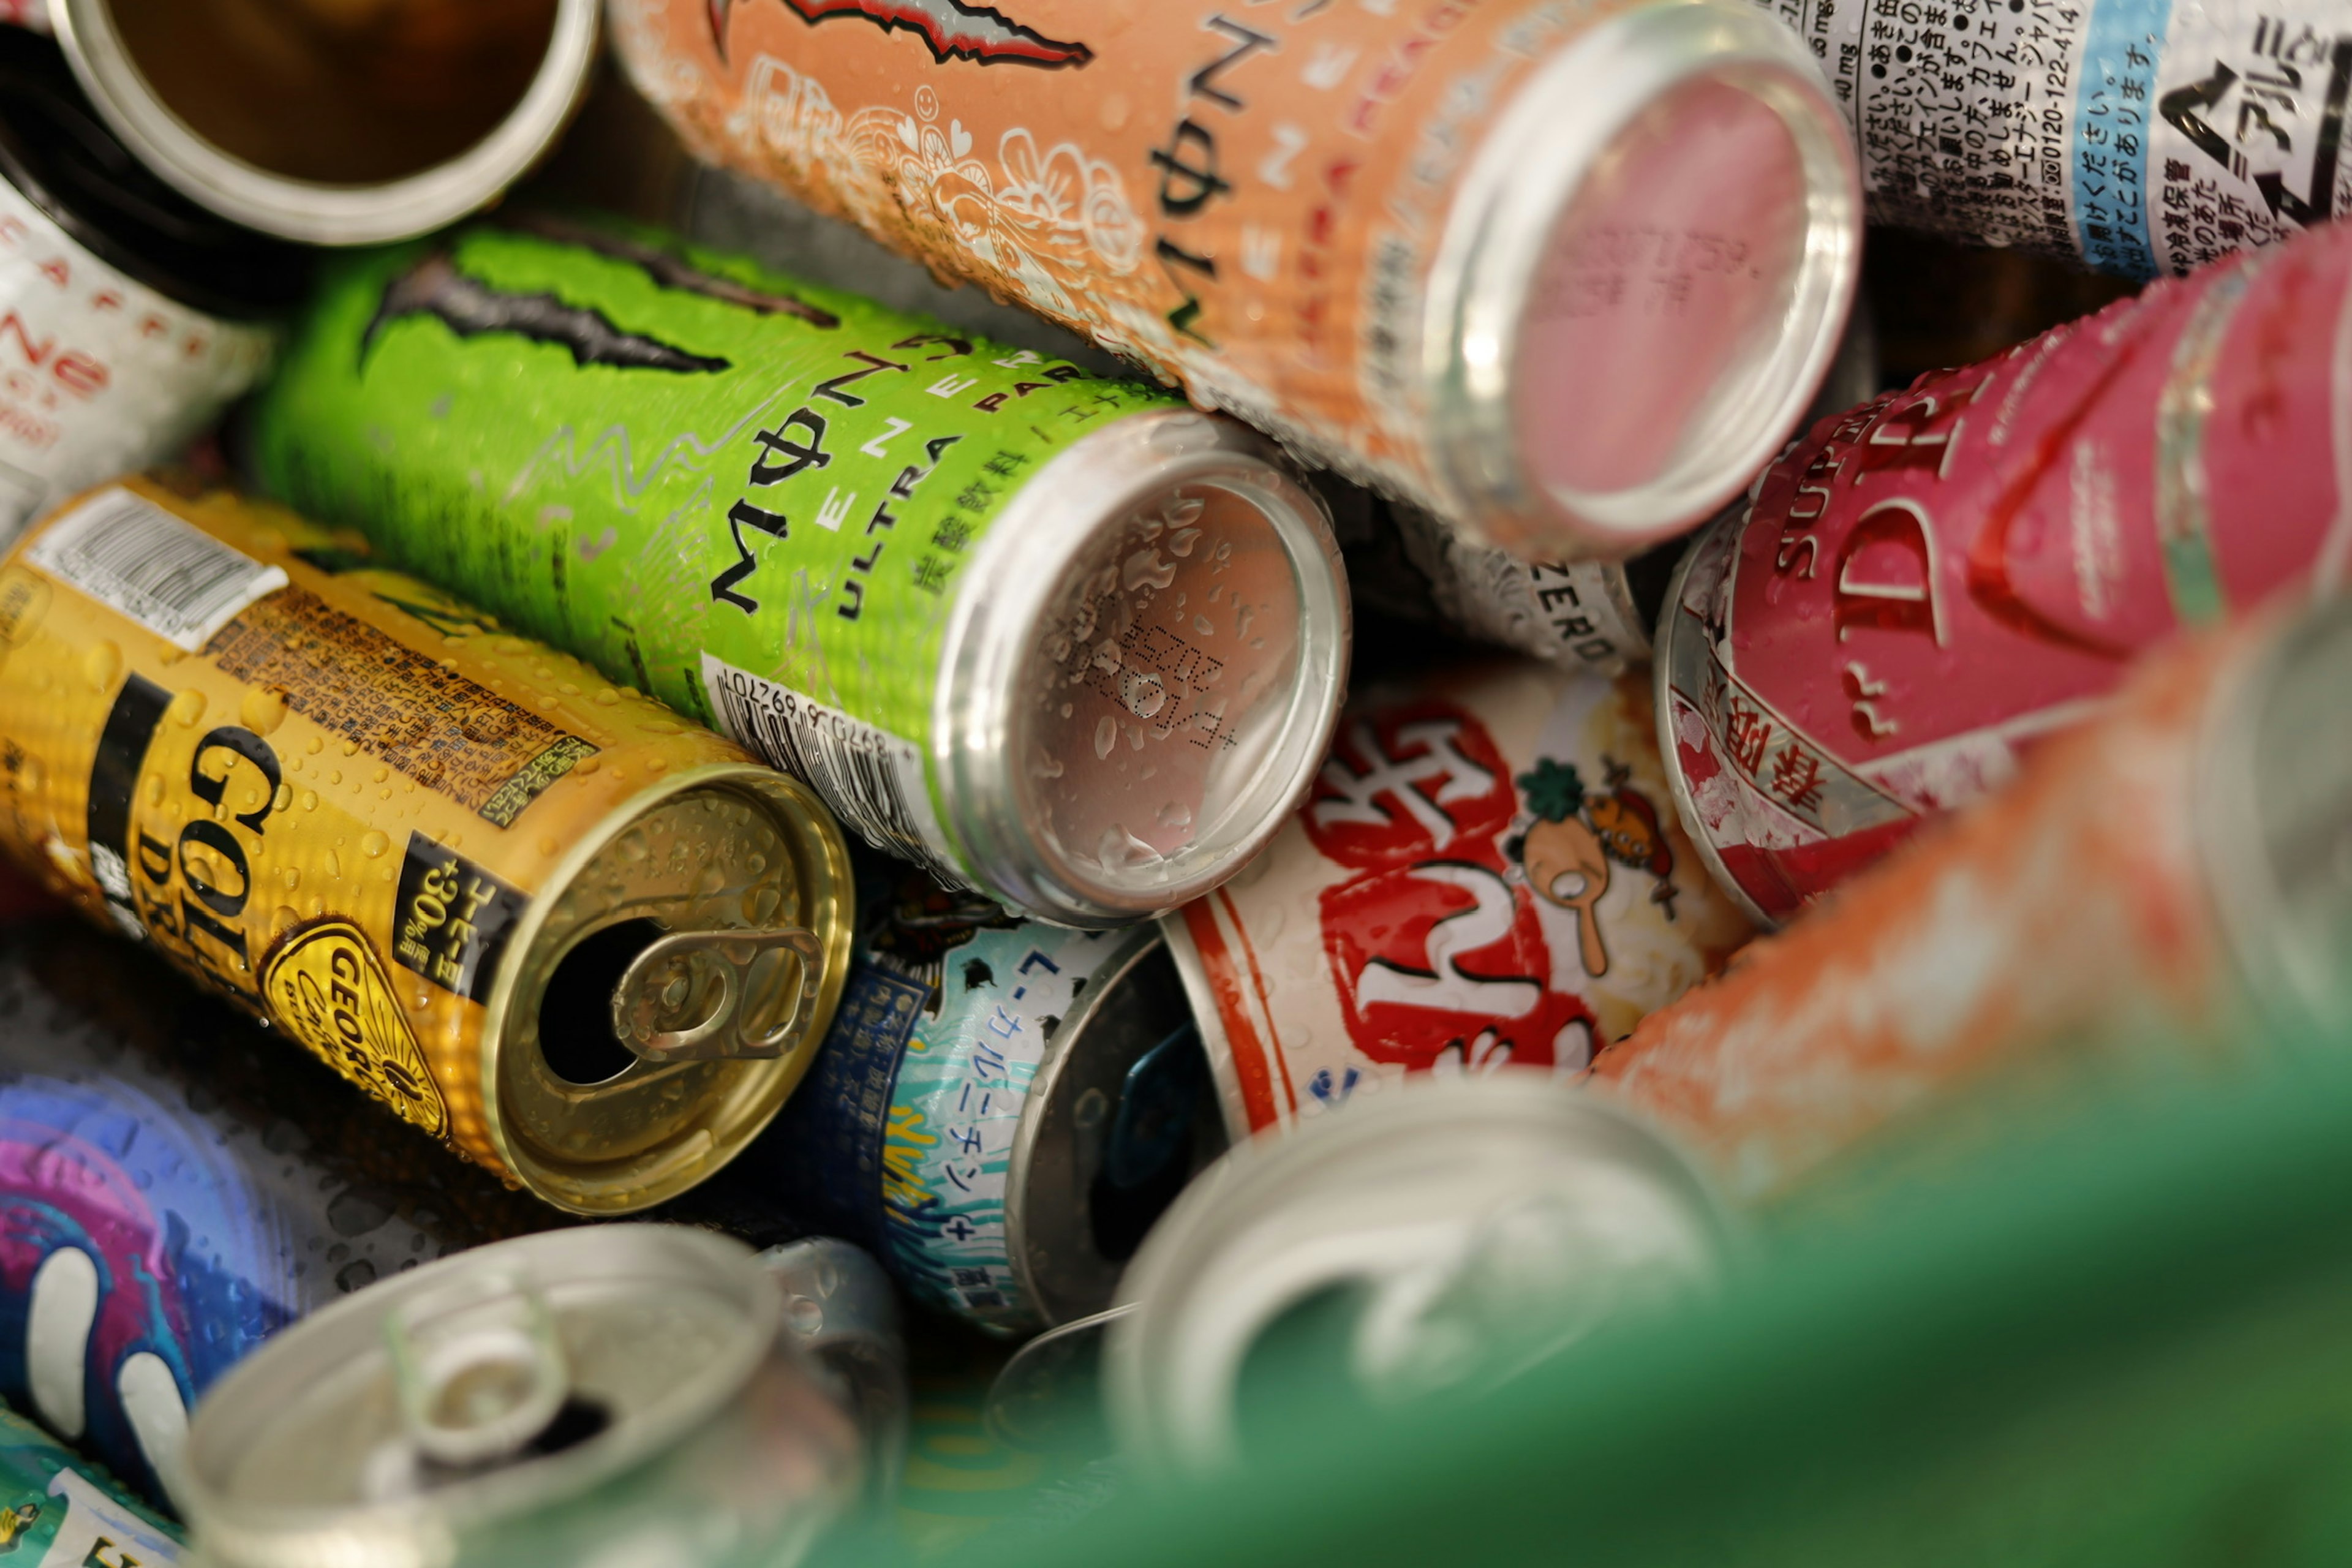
(0, 0, 2340, 1559)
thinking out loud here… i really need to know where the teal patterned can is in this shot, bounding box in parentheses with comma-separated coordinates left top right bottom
(732, 858, 1228, 1335)
(250, 215, 1349, 927)
(0, 1397, 181, 1563)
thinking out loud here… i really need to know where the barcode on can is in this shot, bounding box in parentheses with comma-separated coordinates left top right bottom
(699, 652, 969, 889)
(26, 487, 288, 650)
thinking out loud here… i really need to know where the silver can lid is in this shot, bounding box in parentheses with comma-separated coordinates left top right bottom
(936, 410, 1351, 926)
(1422, 0, 1861, 559)
(2201, 593, 2352, 1039)
(1104, 1073, 1733, 1476)
(179, 1226, 860, 1568)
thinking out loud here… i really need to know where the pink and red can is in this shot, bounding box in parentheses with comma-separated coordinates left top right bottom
(1162, 661, 1754, 1139)
(1597, 593, 2352, 1205)
(1659, 216, 2352, 925)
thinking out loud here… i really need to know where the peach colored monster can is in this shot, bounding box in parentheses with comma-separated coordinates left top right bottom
(1594, 594, 2352, 1206)
(611, 0, 1862, 561)
(1160, 658, 1755, 1140)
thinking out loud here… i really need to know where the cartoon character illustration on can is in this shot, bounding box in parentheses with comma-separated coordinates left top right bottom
(1509, 758, 1680, 978)
(1164, 661, 1754, 1139)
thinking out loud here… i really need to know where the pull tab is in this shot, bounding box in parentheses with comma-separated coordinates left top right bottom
(385, 1268, 568, 1472)
(610, 925, 825, 1063)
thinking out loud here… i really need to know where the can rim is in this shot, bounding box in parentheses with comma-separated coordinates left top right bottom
(1102, 1072, 1740, 1476)
(1649, 505, 1781, 930)
(1003, 926, 1204, 1327)
(1155, 903, 1259, 1142)
(1419, 0, 1861, 558)
(50, 0, 600, 246)
(178, 1226, 782, 1548)
(477, 761, 854, 1215)
(931, 409, 1352, 927)
(2196, 594, 2352, 1045)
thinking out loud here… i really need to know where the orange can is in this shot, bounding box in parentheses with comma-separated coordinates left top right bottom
(0, 477, 853, 1213)
(611, 0, 1860, 560)
(1590, 593, 2352, 1204)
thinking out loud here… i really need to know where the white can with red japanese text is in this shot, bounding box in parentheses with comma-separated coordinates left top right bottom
(1760, 0, 2352, 277)
(1161, 660, 1754, 1140)
(0, 30, 295, 546)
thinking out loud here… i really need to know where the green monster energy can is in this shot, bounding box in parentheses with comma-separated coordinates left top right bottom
(251, 215, 1351, 928)
(0, 1397, 181, 1563)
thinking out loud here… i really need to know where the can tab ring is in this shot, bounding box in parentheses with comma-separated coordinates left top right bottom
(610, 925, 826, 1063)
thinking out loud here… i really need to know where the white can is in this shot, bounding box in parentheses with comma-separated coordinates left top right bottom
(0, 31, 288, 544)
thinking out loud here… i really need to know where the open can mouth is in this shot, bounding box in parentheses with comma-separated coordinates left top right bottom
(51, 0, 600, 244)
(1423, 0, 1862, 560)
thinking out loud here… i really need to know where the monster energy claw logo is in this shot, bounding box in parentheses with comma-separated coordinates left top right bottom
(365, 253, 733, 374)
(507, 213, 843, 328)
(707, 0, 1092, 67)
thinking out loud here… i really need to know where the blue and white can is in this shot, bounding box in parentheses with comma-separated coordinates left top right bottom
(1763, 0, 2352, 276)
(734, 860, 1224, 1336)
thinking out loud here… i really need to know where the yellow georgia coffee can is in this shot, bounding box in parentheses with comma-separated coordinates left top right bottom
(0, 476, 853, 1214)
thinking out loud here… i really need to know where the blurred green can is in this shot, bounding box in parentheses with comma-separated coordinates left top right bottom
(252, 216, 1348, 927)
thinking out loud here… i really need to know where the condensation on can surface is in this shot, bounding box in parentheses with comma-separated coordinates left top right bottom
(1598, 610, 2258, 1205)
(0, 1396, 180, 1562)
(742, 856, 1139, 1335)
(0, 177, 272, 547)
(611, 0, 1710, 520)
(252, 216, 1191, 889)
(1163, 660, 1754, 1140)
(0, 927, 551, 1504)
(0, 475, 825, 1198)
(1657, 220, 2352, 924)
(1760, 0, 2352, 277)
